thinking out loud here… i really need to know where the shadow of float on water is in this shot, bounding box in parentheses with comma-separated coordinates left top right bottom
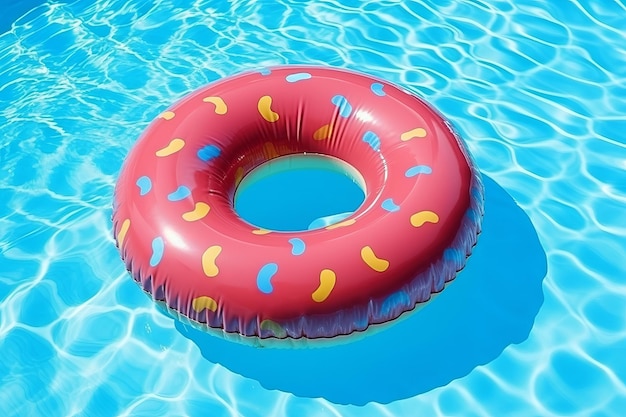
(175, 174, 547, 405)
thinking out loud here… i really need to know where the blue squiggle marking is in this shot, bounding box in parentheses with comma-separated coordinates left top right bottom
(331, 95, 352, 118)
(371, 82, 386, 96)
(257, 263, 278, 294)
(197, 145, 221, 162)
(150, 237, 164, 267)
(354, 314, 370, 330)
(381, 291, 411, 316)
(259, 68, 271, 76)
(381, 198, 400, 212)
(286, 72, 312, 83)
(471, 186, 483, 200)
(444, 248, 462, 263)
(362, 131, 381, 152)
(466, 208, 480, 223)
(405, 165, 433, 177)
(288, 238, 306, 256)
(168, 186, 191, 201)
(136, 176, 152, 196)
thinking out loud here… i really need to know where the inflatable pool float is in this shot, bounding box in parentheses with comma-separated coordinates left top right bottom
(112, 65, 484, 341)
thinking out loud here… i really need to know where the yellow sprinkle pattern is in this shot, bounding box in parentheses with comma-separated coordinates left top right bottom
(360, 246, 390, 272)
(313, 123, 333, 140)
(158, 110, 175, 120)
(192, 296, 218, 312)
(263, 142, 279, 159)
(182, 202, 210, 221)
(312, 269, 336, 303)
(117, 219, 130, 246)
(325, 219, 356, 230)
(202, 96, 228, 115)
(234, 167, 244, 187)
(155, 138, 186, 157)
(151, 88, 442, 317)
(401, 127, 427, 141)
(258, 95, 279, 122)
(410, 211, 440, 227)
(202, 245, 222, 277)
(260, 319, 287, 338)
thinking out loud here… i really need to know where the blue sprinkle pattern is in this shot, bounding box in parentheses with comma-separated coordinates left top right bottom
(257, 262, 278, 294)
(288, 238, 306, 256)
(286, 72, 312, 82)
(371, 82, 386, 96)
(362, 131, 381, 152)
(405, 165, 433, 177)
(136, 176, 152, 196)
(150, 237, 164, 267)
(197, 145, 221, 162)
(381, 198, 400, 212)
(259, 68, 271, 75)
(331, 94, 352, 118)
(167, 186, 191, 202)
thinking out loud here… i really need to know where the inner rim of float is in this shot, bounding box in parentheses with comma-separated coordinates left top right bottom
(233, 153, 367, 232)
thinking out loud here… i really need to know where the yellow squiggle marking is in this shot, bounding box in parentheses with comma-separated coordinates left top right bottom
(258, 95, 279, 122)
(361, 246, 390, 272)
(252, 228, 272, 235)
(313, 123, 333, 140)
(192, 296, 218, 312)
(325, 219, 356, 230)
(410, 211, 440, 227)
(155, 138, 185, 157)
(202, 96, 227, 115)
(117, 219, 130, 246)
(182, 202, 210, 221)
(202, 245, 222, 277)
(234, 167, 244, 187)
(263, 142, 279, 159)
(312, 269, 336, 303)
(401, 127, 428, 141)
(158, 110, 175, 120)
(260, 319, 287, 338)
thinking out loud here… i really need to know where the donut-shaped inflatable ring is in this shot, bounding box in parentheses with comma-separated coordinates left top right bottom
(113, 66, 484, 340)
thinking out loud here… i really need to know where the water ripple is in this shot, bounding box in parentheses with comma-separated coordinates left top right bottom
(1, 0, 626, 416)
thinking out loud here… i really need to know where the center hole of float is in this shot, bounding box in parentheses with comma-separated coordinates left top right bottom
(234, 154, 366, 232)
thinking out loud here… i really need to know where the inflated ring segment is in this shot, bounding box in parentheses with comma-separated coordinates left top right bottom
(113, 65, 484, 340)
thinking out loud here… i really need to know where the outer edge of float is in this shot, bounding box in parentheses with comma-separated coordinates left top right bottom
(112, 67, 486, 344)
(115, 146, 483, 346)
(259, 130, 484, 341)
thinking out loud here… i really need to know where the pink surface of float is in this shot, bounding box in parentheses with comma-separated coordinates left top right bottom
(112, 65, 484, 340)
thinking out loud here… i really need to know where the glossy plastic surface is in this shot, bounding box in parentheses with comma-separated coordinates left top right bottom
(112, 65, 484, 339)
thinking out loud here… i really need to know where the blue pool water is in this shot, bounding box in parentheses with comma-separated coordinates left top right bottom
(1, 1, 625, 416)
(234, 154, 366, 231)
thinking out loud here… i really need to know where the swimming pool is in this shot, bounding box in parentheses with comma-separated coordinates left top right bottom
(1, 0, 625, 416)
